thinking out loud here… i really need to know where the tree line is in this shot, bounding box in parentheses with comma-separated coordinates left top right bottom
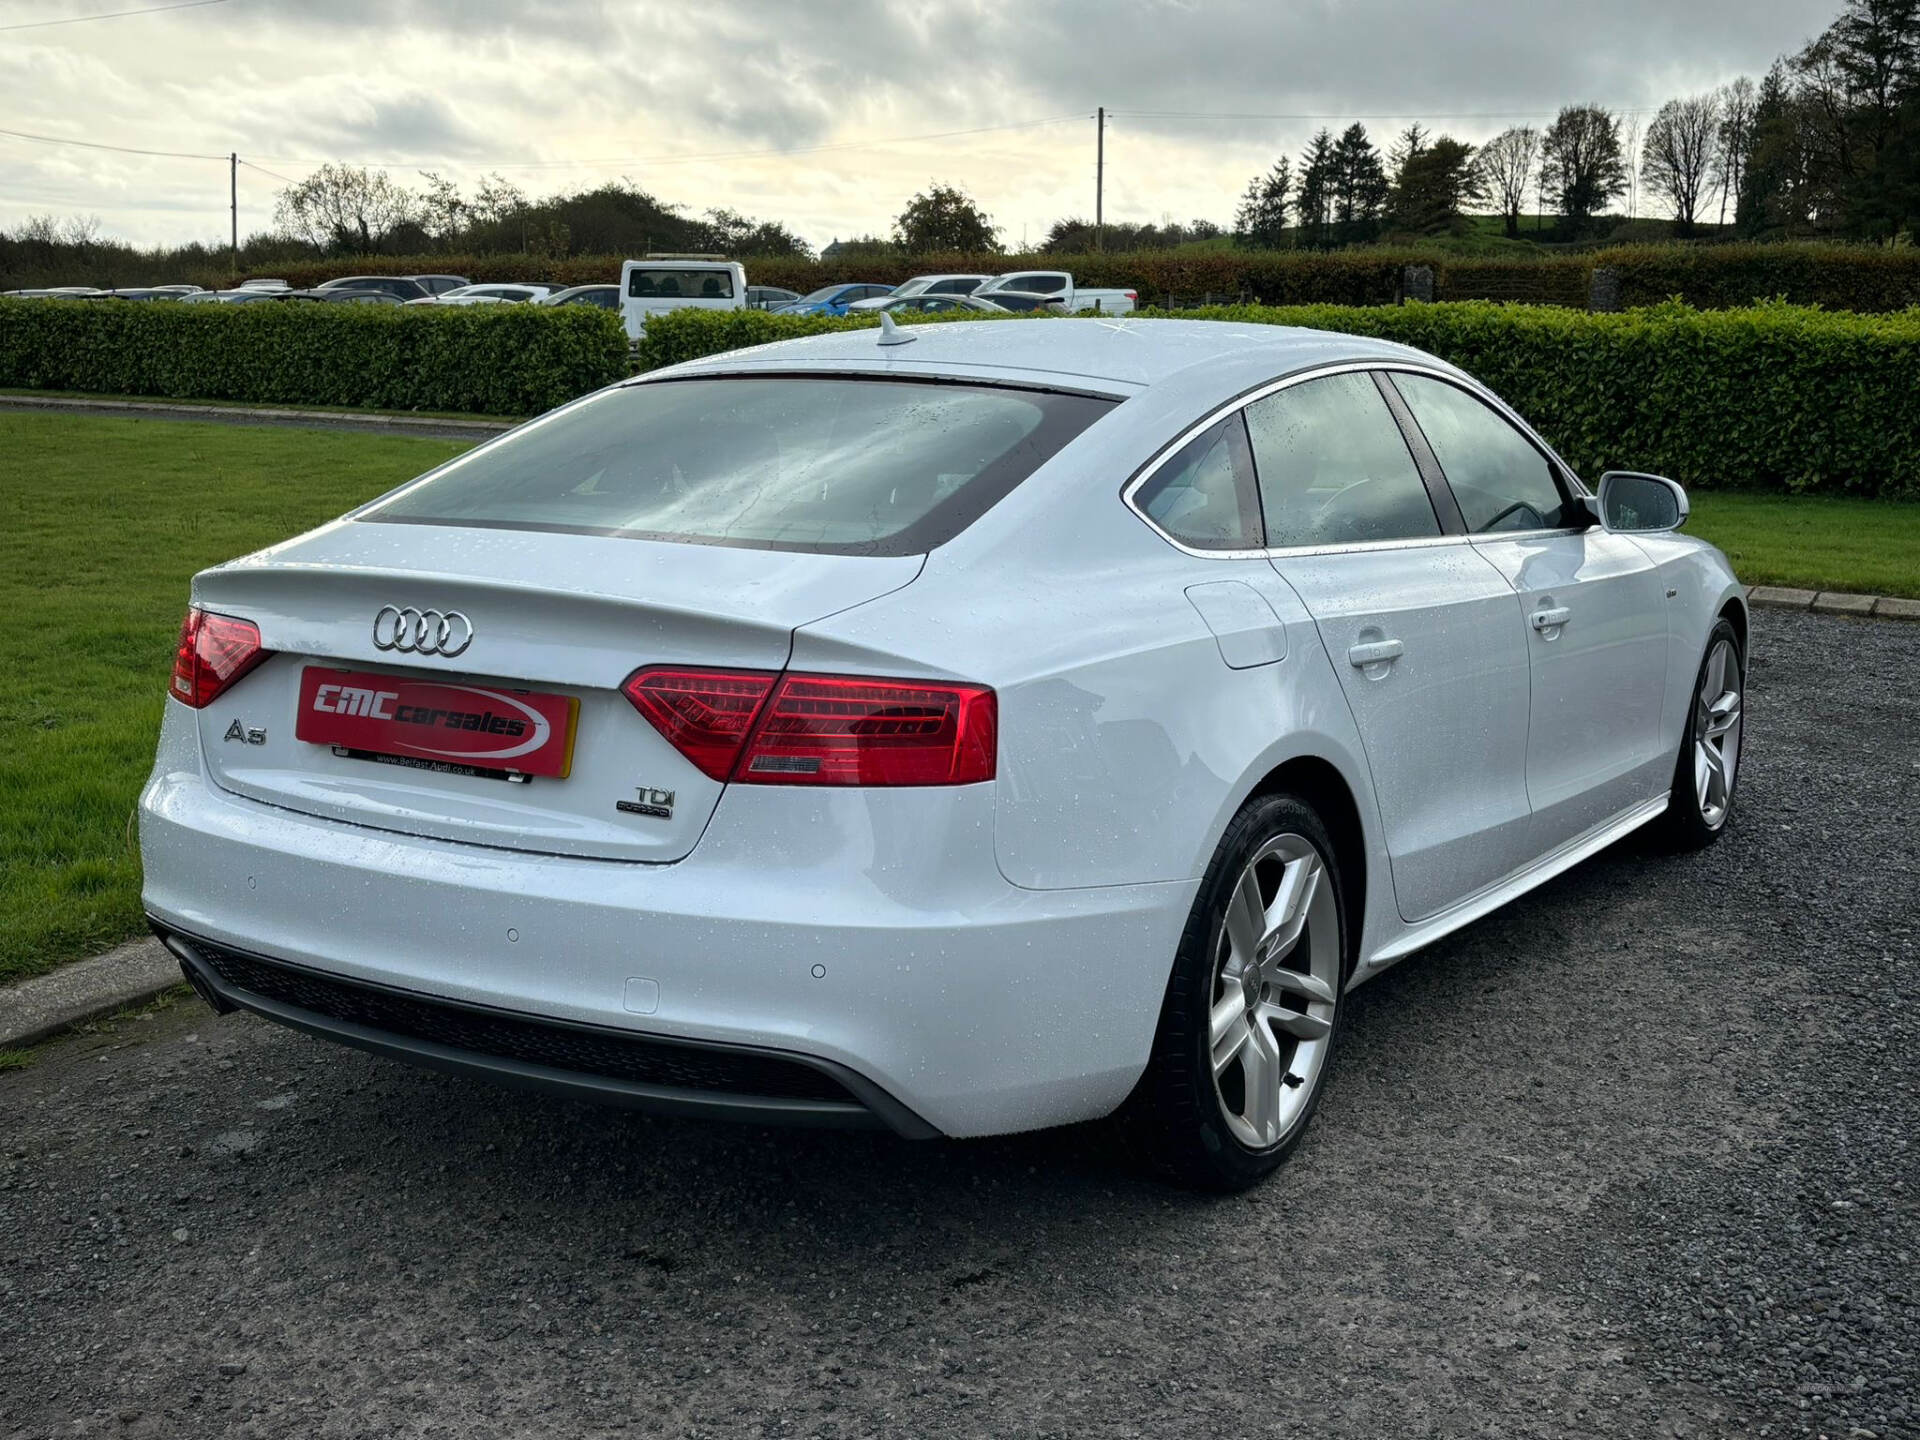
(1220, 0, 1918, 246)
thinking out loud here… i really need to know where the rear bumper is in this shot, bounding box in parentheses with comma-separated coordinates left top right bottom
(158, 926, 929, 1134)
(139, 701, 1196, 1137)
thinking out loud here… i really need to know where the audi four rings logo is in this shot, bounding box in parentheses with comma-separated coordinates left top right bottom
(371, 606, 474, 657)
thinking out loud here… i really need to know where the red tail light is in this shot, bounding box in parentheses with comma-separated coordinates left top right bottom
(171, 608, 269, 709)
(620, 668, 779, 781)
(622, 668, 996, 786)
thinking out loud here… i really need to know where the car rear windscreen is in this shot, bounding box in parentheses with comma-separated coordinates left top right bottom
(360, 377, 1117, 555)
(627, 268, 735, 299)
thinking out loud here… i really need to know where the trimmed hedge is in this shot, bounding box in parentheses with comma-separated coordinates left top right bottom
(0, 298, 628, 415)
(222, 242, 1920, 313)
(638, 302, 1920, 500)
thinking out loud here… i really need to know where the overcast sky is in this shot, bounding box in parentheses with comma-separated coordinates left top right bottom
(0, 0, 1842, 251)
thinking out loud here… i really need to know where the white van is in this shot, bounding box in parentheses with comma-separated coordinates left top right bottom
(618, 256, 747, 341)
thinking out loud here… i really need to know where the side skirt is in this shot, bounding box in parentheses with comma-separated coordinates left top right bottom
(1349, 795, 1668, 988)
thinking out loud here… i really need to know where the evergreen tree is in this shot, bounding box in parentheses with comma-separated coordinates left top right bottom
(1329, 124, 1389, 243)
(1389, 136, 1484, 234)
(1294, 129, 1337, 248)
(1233, 157, 1292, 248)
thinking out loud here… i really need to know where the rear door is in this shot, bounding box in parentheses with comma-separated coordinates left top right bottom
(1249, 369, 1535, 923)
(1387, 372, 1672, 849)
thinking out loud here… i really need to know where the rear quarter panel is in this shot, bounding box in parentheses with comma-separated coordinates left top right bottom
(789, 420, 1386, 900)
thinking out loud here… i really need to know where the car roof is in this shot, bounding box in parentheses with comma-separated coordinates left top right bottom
(656, 317, 1454, 398)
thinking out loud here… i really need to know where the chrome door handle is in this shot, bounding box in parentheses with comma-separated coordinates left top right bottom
(1347, 638, 1404, 667)
(1530, 606, 1571, 632)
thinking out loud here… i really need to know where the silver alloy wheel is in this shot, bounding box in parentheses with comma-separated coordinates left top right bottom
(1209, 833, 1341, 1150)
(1693, 638, 1743, 828)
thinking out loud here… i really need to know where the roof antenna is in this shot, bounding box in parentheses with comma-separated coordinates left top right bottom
(876, 310, 916, 347)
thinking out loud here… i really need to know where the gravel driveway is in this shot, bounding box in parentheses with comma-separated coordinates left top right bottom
(3, 609, 1914, 1440)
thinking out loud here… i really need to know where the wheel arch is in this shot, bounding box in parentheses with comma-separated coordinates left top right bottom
(1719, 591, 1749, 661)
(1244, 755, 1369, 978)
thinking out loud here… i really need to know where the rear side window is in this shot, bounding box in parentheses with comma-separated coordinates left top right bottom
(1133, 414, 1262, 551)
(1243, 372, 1439, 547)
(363, 378, 1115, 556)
(627, 269, 735, 299)
(1390, 374, 1572, 533)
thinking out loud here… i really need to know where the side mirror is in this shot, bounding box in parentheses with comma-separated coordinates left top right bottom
(1596, 471, 1689, 533)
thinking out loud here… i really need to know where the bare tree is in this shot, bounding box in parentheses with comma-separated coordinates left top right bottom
(1541, 104, 1628, 233)
(1472, 126, 1540, 237)
(274, 164, 415, 252)
(58, 214, 103, 249)
(1714, 77, 1758, 224)
(1641, 93, 1725, 235)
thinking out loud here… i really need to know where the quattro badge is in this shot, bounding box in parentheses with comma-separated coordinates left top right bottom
(617, 787, 676, 820)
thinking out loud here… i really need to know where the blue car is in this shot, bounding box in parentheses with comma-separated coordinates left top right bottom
(776, 282, 895, 316)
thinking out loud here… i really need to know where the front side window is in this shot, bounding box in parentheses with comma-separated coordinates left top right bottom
(1243, 372, 1440, 548)
(1133, 414, 1262, 551)
(363, 377, 1115, 557)
(1391, 374, 1572, 533)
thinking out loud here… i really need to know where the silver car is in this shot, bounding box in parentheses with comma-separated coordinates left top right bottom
(140, 319, 1745, 1190)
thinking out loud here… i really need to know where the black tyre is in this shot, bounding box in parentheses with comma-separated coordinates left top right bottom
(1121, 793, 1350, 1192)
(1654, 617, 1745, 852)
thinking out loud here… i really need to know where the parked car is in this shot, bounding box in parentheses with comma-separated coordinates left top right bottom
(90, 288, 171, 301)
(975, 271, 1137, 315)
(406, 283, 556, 306)
(778, 282, 894, 316)
(618, 256, 746, 341)
(848, 274, 991, 312)
(410, 274, 471, 296)
(876, 294, 1010, 315)
(745, 285, 801, 312)
(141, 318, 1746, 1192)
(180, 289, 281, 304)
(148, 284, 205, 296)
(973, 291, 1065, 314)
(2, 286, 104, 298)
(235, 279, 291, 293)
(280, 288, 403, 305)
(538, 284, 620, 310)
(312, 275, 433, 302)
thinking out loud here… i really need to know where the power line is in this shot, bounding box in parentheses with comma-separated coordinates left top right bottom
(244, 113, 1092, 172)
(0, 111, 1090, 176)
(0, 0, 237, 33)
(237, 158, 296, 185)
(0, 123, 224, 160)
(1111, 107, 1648, 122)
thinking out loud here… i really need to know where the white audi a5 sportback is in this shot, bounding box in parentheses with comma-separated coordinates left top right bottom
(142, 318, 1746, 1189)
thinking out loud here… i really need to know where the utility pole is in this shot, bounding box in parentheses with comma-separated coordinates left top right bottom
(1094, 106, 1105, 251)
(229, 152, 238, 272)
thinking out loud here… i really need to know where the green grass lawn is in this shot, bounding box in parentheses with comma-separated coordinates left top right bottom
(0, 411, 1914, 983)
(0, 412, 470, 982)
(1687, 493, 1920, 599)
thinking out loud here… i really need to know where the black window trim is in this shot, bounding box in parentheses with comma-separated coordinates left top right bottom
(1121, 358, 1590, 560)
(1371, 370, 1467, 535)
(1378, 369, 1588, 537)
(1132, 409, 1265, 553)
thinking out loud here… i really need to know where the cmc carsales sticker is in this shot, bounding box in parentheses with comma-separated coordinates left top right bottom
(294, 668, 578, 778)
